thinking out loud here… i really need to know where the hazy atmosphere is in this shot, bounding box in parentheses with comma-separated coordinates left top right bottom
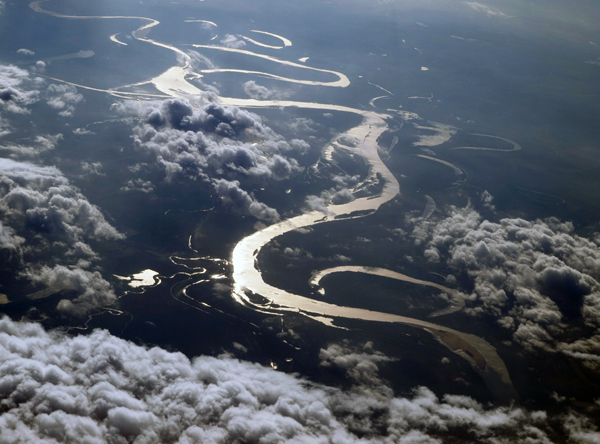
(1, 0, 600, 442)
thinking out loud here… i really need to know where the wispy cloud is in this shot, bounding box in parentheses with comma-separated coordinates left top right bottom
(464, 1, 508, 17)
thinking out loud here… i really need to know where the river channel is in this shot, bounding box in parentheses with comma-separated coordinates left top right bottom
(31, 0, 517, 400)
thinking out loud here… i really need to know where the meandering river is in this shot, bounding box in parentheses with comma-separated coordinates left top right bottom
(31, 0, 517, 400)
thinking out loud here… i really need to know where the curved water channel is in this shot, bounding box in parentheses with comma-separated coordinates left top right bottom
(451, 133, 522, 152)
(309, 265, 464, 317)
(31, 0, 517, 400)
(240, 30, 293, 49)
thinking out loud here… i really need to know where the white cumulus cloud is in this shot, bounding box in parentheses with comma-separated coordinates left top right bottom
(115, 98, 308, 222)
(407, 202, 600, 365)
(1, 316, 592, 443)
(0, 159, 123, 316)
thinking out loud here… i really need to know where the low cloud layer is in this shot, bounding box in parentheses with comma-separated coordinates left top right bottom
(407, 199, 600, 365)
(0, 64, 42, 114)
(16, 48, 35, 56)
(0, 159, 123, 316)
(0, 64, 83, 120)
(116, 98, 309, 222)
(305, 174, 358, 214)
(0, 133, 63, 159)
(45, 83, 84, 117)
(2, 316, 596, 443)
(213, 178, 280, 223)
(243, 81, 291, 100)
(320, 341, 395, 388)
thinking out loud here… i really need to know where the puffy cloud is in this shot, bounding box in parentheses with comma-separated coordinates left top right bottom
(73, 128, 95, 136)
(304, 173, 360, 214)
(407, 202, 600, 360)
(38, 266, 117, 317)
(1, 316, 590, 443)
(287, 117, 318, 134)
(16, 48, 35, 56)
(305, 187, 356, 214)
(0, 133, 62, 159)
(480, 190, 495, 211)
(0, 159, 122, 241)
(45, 83, 84, 117)
(126, 98, 270, 138)
(213, 178, 279, 223)
(80, 162, 104, 177)
(276, 245, 351, 265)
(120, 178, 154, 193)
(32, 61, 46, 74)
(0, 64, 43, 114)
(337, 135, 359, 147)
(304, 194, 332, 215)
(319, 341, 395, 388)
(282, 246, 313, 260)
(0, 220, 24, 252)
(115, 98, 307, 222)
(0, 159, 123, 315)
(561, 411, 600, 444)
(330, 188, 354, 205)
(0, 118, 11, 138)
(119, 99, 302, 179)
